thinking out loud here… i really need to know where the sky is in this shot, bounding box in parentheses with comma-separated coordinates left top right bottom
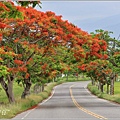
(37, 1, 120, 22)
(35, 1, 120, 38)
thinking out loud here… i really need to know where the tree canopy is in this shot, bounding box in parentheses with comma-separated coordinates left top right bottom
(0, 1, 116, 103)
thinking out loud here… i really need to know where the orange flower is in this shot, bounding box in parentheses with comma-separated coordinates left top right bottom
(18, 67, 27, 72)
(67, 34, 72, 39)
(101, 45, 107, 51)
(0, 34, 2, 42)
(14, 38, 19, 43)
(41, 63, 48, 70)
(43, 32, 48, 36)
(91, 43, 100, 52)
(8, 68, 13, 72)
(78, 64, 86, 71)
(14, 60, 24, 65)
(0, 2, 10, 11)
(25, 73, 30, 79)
(103, 54, 108, 59)
(0, 57, 3, 61)
(0, 22, 7, 29)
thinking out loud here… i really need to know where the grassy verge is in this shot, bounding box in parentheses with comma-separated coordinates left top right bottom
(0, 82, 58, 119)
(87, 82, 120, 104)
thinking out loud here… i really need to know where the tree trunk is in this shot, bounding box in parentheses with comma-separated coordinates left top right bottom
(110, 73, 115, 95)
(53, 77, 55, 82)
(21, 77, 32, 99)
(98, 82, 104, 92)
(107, 83, 109, 94)
(98, 81, 101, 90)
(41, 83, 44, 92)
(92, 80, 95, 85)
(76, 73, 78, 81)
(7, 75, 15, 103)
(90, 76, 95, 86)
(0, 76, 15, 103)
(115, 73, 118, 81)
(77, 75, 78, 81)
(82, 73, 84, 78)
(100, 84, 104, 93)
(33, 83, 41, 94)
(66, 73, 68, 81)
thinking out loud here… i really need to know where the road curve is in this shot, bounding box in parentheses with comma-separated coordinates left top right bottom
(13, 81, 120, 120)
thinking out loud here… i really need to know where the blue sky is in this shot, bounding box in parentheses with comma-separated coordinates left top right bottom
(38, 1, 120, 23)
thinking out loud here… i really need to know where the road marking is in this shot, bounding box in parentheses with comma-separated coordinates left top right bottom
(69, 84, 107, 120)
(40, 86, 57, 105)
(21, 86, 57, 119)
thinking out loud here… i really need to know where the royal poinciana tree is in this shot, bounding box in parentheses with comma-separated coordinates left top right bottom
(0, 2, 108, 103)
(88, 29, 120, 95)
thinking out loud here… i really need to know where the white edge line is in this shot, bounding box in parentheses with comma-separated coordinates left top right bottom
(40, 86, 56, 105)
(21, 86, 57, 119)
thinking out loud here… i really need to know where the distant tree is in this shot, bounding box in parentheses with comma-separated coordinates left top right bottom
(90, 29, 120, 95)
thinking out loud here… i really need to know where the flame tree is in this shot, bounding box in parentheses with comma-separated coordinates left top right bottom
(0, 2, 108, 103)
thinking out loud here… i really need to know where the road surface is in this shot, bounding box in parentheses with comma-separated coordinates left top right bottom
(13, 81, 120, 120)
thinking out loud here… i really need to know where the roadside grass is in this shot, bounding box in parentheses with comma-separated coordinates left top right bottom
(113, 82, 120, 94)
(0, 83, 24, 104)
(0, 82, 57, 119)
(87, 81, 120, 104)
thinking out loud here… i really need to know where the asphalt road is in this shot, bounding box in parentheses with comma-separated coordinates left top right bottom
(13, 81, 120, 120)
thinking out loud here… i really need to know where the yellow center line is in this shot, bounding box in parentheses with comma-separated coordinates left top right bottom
(69, 84, 107, 120)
